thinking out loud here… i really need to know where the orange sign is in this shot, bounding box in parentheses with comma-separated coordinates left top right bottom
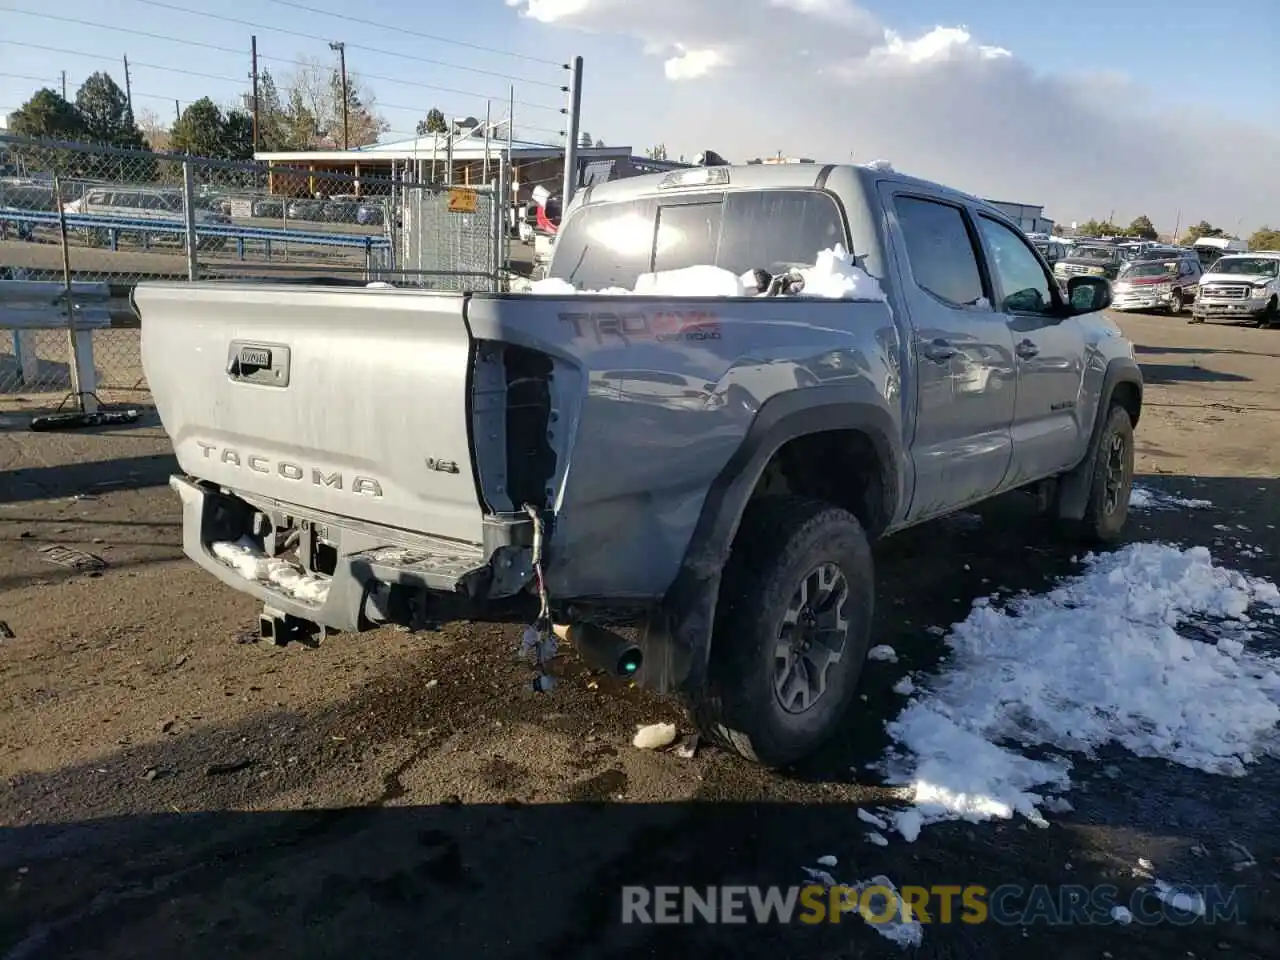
(448, 188, 478, 213)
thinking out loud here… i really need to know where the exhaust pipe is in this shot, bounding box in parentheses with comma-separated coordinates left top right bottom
(553, 622, 643, 678)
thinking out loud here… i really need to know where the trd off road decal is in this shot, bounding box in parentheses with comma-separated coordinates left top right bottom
(558, 310, 722, 344)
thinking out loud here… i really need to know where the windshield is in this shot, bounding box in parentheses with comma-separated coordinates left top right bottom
(1071, 246, 1118, 263)
(1210, 257, 1279, 278)
(549, 189, 848, 290)
(1120, 261, 1177, 279)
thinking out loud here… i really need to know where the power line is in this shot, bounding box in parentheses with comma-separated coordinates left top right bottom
(259, 0, 563, 67)
(0, 8, 565, 113)
(124, 0, 567, 89)
(0, 40, 248, 86)
(0, 71, 59, 86)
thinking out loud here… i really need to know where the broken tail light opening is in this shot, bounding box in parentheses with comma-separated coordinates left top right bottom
(658, 167, 731, 190)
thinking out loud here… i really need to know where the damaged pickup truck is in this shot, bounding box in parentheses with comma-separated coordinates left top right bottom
(134, 162, 1142, 767)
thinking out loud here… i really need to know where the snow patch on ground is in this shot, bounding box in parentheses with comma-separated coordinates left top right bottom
(211, 538, 330, 604)
(1129, 484, 1214, 511)
(801, 863, 922, 949)
(528, 245, 887, 301)
(871, 543, 1280, 842)
(1152, 880, 1206, 917)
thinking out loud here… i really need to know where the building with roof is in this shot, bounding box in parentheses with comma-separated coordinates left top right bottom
(984, 198, 1055, 236)
(254, 130, 688, 202)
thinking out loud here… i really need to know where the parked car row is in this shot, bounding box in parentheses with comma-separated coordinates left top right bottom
(1042, 231, 1280, 326)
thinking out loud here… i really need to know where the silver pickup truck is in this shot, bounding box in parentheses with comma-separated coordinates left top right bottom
(135, 162, 1142, 767)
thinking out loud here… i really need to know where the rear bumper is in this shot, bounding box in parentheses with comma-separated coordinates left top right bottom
(172, 475, 538, 632)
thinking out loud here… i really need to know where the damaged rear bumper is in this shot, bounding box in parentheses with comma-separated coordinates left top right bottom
(172, 474, 538, 633)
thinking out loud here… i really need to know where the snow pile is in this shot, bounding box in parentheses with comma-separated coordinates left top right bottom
(794, 244, 886, 299)
(873, 543, 1280, 841)
(211, 538, 330, 604)
(1129, 484, 1214, 511)
(527, 245, 886, 301)
(635, 264, 747, 297)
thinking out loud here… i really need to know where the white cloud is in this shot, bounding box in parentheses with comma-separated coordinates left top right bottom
(664, 47, 724, 80)
(507, 0, 1278, 232)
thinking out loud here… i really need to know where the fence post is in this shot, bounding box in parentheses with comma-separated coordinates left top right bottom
(491, 179, 503, 292)
(181, 161, 198, 281)
(53, 173, 99, 414)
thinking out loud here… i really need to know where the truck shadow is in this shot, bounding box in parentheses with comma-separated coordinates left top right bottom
(1, 476, 1276, 959)
(0, 452, 176, 503)
(1137, 362, 1251, 385)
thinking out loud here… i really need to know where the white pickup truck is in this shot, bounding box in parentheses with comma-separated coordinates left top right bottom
(1191, 252, 1280, 327)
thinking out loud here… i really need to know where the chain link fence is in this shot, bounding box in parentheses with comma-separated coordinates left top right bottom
(1, 133, 504, 403)
(400, 183, 501, 292)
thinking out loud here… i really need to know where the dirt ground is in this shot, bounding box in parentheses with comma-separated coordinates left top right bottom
(1, 312, 1278, 959)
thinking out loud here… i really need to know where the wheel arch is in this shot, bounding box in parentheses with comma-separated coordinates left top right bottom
(649, 384, 903, 694)
(1056, 356, 1143, 521)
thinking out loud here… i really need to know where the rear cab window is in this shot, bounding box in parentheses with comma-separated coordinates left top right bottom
(549, 189, 848, 291)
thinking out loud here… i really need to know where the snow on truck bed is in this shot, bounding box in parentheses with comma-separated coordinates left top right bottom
(527, 244, 887, 301)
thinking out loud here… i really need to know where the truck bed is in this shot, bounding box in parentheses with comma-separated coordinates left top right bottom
(135, 279, 899, 616)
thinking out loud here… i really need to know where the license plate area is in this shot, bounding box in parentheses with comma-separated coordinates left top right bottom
(228, 340, 291, 387)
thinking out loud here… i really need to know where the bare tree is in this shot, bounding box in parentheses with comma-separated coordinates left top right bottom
(135, 107, 171, 151)
(285, 55, 387, 148)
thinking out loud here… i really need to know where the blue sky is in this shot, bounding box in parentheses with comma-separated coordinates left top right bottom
(3, 0, 1277, 229)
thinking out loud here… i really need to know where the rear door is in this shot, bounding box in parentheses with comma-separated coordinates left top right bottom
(973, 212, 1087, 482)
(135, 283, 486, 545)
(883, 190, 1017, 520)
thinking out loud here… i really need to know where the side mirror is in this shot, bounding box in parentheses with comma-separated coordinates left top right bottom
(1066, 275, 1112, 314)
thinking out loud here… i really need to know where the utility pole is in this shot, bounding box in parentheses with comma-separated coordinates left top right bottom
(250, 35, 260, 154)
(60, 70, 67, 99)
(329, 40, 349, 150)
(122, 55, 133, 113)
(174, 99, 181, 124)
(561, 55, 583, 209)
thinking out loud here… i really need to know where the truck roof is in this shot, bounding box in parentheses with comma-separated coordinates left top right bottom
(577, 162, 993, 214)
(1219, 250, 1280, 260)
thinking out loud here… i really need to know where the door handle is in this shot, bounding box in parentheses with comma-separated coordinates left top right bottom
(1015, 339, 1039, 359)
(922, 339, 957, 363)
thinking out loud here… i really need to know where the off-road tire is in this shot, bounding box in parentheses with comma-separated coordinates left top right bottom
(687, 496, 874, 767)
(1069, 404, 1134, 544)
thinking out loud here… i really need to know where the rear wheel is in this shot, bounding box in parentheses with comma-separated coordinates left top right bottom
(688, 496, 874, 767)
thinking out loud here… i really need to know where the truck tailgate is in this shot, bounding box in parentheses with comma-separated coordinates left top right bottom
(135, 282, 484, 545)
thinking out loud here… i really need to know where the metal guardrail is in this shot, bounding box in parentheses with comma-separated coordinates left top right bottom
(0, 209, 392, 251)
(0, 279, 114, 407)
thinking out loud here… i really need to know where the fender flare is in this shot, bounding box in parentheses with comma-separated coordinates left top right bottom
(1056, 356, 1144, 521)
(643, 383, 902, 694)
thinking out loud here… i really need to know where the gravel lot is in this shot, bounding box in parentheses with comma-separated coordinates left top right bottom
(1, 312, 1277, 959)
